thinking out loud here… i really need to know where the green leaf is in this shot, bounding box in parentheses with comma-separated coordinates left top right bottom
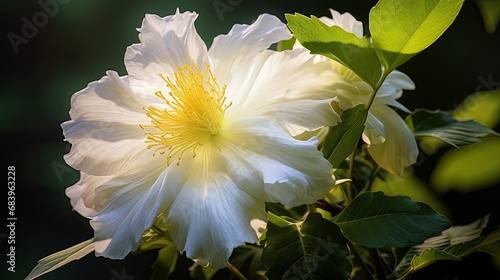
(262, 212, 351, 280)
(276, 37, 296, 51)
(322, 105, 368, 168)
(453, 88, 500, 129)
(286, 13, 382, 87)
(406, 109, 499, 147)
(431, 137, 500, 193)
(150, 244, 179, 280)
(476, 0, 500, 34)
(445, 230, 500, 257)
(332, 192, 451, 248)
(410, 248, 462, 271)
(396, 230, 500, 279)
(25, 239, 95, 280)
(229, 246, 266, 280)
(395, 215, 489, 275)
(370, 0, 464, 72)
(371, 174, 450, 217)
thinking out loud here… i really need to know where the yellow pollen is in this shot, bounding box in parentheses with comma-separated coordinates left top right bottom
(141, 63, 231, 166)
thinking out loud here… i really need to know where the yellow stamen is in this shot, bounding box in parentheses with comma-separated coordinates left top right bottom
(141, 63, 231, 166)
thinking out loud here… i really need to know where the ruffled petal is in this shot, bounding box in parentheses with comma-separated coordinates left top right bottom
(67, 71, 146, 123)
(90, 156, 177, 259)
(65, 172, 113, 217)
(321, 9, 364, 38)
(384, 70, 416, 92)
(166, 167, 266, 268)
(209, 13, 292, 88)
(62, 121, 147, 176)
(366, 104, 418, 175)
(374, 70, 414, 113)
(125, 10, 208, 102)
(225, 49, 357, 132)
(62, 72, 151, 176)
(220, 117, 335, 209)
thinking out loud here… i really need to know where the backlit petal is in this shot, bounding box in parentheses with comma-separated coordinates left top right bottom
(125, 10, 208, 102)
(367, 104, 418, 175)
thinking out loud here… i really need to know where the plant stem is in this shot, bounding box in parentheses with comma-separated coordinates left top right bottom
(365, 71, 390, 111)
(347, 144, 358, 202)
(227, 262, 248, 280)
(347, 240, 374, 279)
(369, 248, 387, 280)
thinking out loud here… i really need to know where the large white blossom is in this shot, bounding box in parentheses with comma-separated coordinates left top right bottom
(295, 9, 418, 175)
(62, 10, 349, 268)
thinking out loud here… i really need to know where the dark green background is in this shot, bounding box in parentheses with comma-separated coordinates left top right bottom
(1, 0, 499, 279)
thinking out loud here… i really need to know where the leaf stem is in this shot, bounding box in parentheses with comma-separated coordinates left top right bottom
(349, 71, 389, 201)
(227, 262, 248, 280)
(347, 144, 358, 202)
(365, 71, 390, 111)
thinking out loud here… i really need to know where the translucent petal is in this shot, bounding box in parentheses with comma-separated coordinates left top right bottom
(208, 13, 292, 88)
(225, 49, 357, 132)
(65, 172, 113, 217)
(125, 10, 208, 102)
(321, 9, 364, 38)
(220, 117, 335, 208)
(366, 104, 418, 175)
(62, 72, 150, 176)
(91, 160, 177, 259)
(166, 170, 265, 268)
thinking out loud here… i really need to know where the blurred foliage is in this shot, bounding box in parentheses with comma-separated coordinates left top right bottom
(1, 0, 499, 279)
(476, 0, 500, 33)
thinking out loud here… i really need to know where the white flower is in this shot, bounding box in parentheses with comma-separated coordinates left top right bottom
(62, 10, 344, 268)
(294, 9, 418, 175)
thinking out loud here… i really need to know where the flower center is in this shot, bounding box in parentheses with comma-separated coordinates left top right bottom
(141, 63, 230, 166)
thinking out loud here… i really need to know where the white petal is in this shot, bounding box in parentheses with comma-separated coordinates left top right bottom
(226, 49, 357, 132)
(384, 70, 416, 91)
(321, 9, 364, 38)
(220, 117, 335, 209)
(67, 71, 146, 123)
(62, 120, 148, 176)
(91, 160, 178, 259)
(125, 10, 208, 101)
(209, 13, 292, 87)
(62, 72, 151, 176)
(166, 170, 266, 268)
(65, 172, 113, 217)
(366, 104, 418, 175)
(362, 112, 386, 145)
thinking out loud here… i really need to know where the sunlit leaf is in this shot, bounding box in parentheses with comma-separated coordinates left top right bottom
(322, 105, 368, 168)
(262, 212, 351, 280)
(25, 239, 95, 280)
(431, 137, 500, 193)
(286, 13, 382, 87)
(370, 0, 464, 72)
(406, 109, 498, 147)
(453, 88, 500, 128)
(371, 175, 450, 217)
(332, 192, 451, 248)
(276, 37, 296, 51)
